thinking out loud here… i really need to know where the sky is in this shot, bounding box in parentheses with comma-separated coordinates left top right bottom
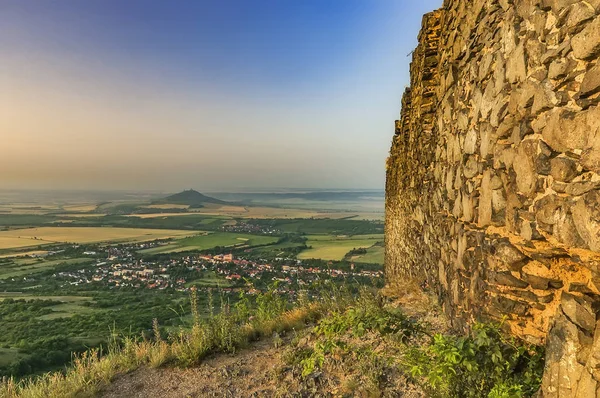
(0, 0, 441, 192)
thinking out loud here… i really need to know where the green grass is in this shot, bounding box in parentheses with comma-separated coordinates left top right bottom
(0, 258, 94, 279)
(139, 232, 279, 254)
(298, 235, 383, 261)
(0, 348, 24, 367)
(37, 302, 97, 320)
(0, 286, 337, 398)
(350, 245, 384, 265)
(185, 272, 233, 288)
(0, 293, 92, 302)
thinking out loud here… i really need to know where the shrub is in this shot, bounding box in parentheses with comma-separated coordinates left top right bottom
(405, 322, 544, 398)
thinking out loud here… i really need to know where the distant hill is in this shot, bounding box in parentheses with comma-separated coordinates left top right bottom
(155, 190, 228, 206)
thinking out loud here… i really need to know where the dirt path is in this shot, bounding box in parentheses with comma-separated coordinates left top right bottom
(99, 339, 285, 398)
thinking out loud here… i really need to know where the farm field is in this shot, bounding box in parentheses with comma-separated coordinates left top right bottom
(55, 213, 107, 218)
(0, 250, 48, 259)
(0, 293, 92, 302)
(62, 204, 98, 212)
(0, 227, 200, 250)
(139, 232, 279, 254)
(297, 234, 384, 261)
(189, 204, 355, 219)
(126, 212, 206, 219)
(0, 258, 94, 279)
(185, 271, 233, 288)
(349, 245, 384, 265)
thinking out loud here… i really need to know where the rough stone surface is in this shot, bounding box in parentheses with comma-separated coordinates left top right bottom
(386, 2, 600, 396)
(572, 14, 600, 59)
(580, 65, 600, 98)
(551, 156, 579, 182)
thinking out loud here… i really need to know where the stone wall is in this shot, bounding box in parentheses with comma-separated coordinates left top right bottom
(385, 1, 600, 395)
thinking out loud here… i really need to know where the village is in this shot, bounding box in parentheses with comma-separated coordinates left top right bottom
(47, 242, 383, 297)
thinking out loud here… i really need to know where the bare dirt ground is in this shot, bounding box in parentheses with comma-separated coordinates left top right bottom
(100, 339, 284, 398)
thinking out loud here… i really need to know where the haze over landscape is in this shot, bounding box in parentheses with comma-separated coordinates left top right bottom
(3, 0, 585, 395)
(1, 0, 440, 191)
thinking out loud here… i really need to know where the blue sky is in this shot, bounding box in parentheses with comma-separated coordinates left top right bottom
(0, 0, 441, 191)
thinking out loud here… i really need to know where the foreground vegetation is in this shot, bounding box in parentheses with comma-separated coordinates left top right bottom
(283, 291, 544, 397)
(0, 283, 544, 398)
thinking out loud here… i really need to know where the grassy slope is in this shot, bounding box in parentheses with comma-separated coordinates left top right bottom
(298, 234, 383, 261)
(0, 284, 544, 398)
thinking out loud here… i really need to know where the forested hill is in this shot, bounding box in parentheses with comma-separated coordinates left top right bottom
(154, 190, 228, 206)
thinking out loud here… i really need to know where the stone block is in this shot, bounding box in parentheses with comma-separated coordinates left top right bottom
(561, 292, 597, 332)
(550, 156, 579, 182)
(572, 15, 600, 60)
(580, 64, 600, 97)
(522, 273, 565, 290)
(572, 190, 600, 251)
(490, 270, 529, 288)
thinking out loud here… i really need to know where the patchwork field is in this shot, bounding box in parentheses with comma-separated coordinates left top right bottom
(126, 212, 205, 219)
(0, 257, 94, 279)
(0, 250, 48, 259)
(0, 227, 200, 250)
(55, 213, 107, 218)
(139, 232, 279, 254)
(298, 234, 384, 261)
(188, 204, 355, 219)
(62, 204, 98, 212)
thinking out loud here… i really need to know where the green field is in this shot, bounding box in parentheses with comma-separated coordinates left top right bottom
(139, 232, 279, 254)
(350, 245, 384, 265)
(0, 348, 24, 367)
(297, 234, 383, 261)
(185, 271, 233, 288)
(0, 257, 94, 279)
(37, 301, 97, 320)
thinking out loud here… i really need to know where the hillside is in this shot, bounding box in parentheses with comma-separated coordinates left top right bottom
(154, 190, 228, 206)
(0, 283, 544, 398)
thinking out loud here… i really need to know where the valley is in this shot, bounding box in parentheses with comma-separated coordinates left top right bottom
(0, 189, 384, 378)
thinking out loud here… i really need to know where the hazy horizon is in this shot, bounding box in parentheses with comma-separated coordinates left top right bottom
(1, 0, 441, 191)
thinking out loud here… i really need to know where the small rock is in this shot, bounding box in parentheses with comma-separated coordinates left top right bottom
(492, 295, 529, 316)
(507, 42, 527, 83)
(564, 181, 600, 196)
(548, 59, 571, 79)
(572, 190, 600, 250)
(495, 241, 529, 268)
(464, 129, 478, 154)
(565, 2, 596, 32)
(463, 156, 479, 179)
(580, 64, 600, 97)
(490, 271, 529, 288)
(522, 273, 564, 290)
(541, 108, 587, 152)
(561, 292, 597, 333)
(550, 156, 579, 182)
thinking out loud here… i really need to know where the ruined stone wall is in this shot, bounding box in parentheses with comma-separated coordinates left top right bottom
(385, 1, 600, 395)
